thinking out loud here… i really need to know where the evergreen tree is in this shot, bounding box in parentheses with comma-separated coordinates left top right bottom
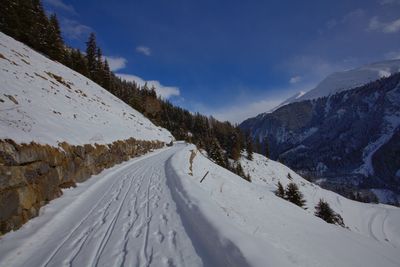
(208, 138, 225, 167)
(230, 133, 241, 161)
(47, 14, 64, 62)
(86, 32, 97, 80)
(31, 0, 49, 52)
(0, 0, 21, 39)
(95, 47, 104, 86)
(285, 182, 306, 208)
(264, 137, 270, 158)
(314, 199, 335, 224)
(314, 199, 345, 227)
(275, 181, 285, 198)
(287, 173, 293, 180)
(103, 59, 111, 90)
(235, 162, 246, 178)
(245, 133, 253, 160)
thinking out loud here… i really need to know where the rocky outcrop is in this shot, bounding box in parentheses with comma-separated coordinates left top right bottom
(0, 138, 164, 234)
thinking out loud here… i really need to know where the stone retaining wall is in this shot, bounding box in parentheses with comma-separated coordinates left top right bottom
(0, 138, 164, 234)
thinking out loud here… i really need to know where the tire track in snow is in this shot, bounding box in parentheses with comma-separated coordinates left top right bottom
(1, 145, 203, 267)
(43, 163, 148, 267)
(42, 168, 136, 267)
(92, 170, 138, 267)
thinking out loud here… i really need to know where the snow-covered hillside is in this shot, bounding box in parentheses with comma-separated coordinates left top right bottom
(0, 32, 173, 146)
(170, 144, 400, 266)
(1, 143, 399, 267)
(240, 153, 400, 248)
(278, 59, 400, 109)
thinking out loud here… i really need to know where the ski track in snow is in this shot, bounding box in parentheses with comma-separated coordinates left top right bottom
(0, 145, 201, 267)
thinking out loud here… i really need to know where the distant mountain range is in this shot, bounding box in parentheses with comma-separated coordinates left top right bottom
(241, 60, 400, 204)
(272, 59, 400, 112)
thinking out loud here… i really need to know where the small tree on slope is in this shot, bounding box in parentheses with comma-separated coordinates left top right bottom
(314, 199, 345, 227)
(275, 181, 285, 198)
(285, 182, 306, 208)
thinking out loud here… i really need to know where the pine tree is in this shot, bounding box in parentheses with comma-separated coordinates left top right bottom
(208, 138, 225, 167)
(31, 0, 50, 53)
(235, 162, 246, 178)
(47, 14, 64, 62)
(245, 133, 253, 160)
(314, 199, 335, 224)
(0, 0, 21, 39)
(86, 32, 97, 80)
(95, 47, 105, 86)
(285, 182, 306, 208)
(230, 133, 241, 161)
(264, 137, 270, 158)
(103, 59, 111, 90)
(314, 199, 345, 227)
(275, 181, 285, 198)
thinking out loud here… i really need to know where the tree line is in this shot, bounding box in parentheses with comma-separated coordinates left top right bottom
(0, 0, 274, 181)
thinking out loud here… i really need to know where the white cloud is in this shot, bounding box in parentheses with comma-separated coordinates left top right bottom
(116, 73, 180, 99)
(284, 55, 355, 83)
(61, 18, 91, 39)
(44, 0, 76, 14)
(210, 98, 283, 123)
(321, 9, 365, 33)
(136, 46, 151, 56)
(368, 16, 400, 33)
(289, 75, 302, 84)
(385, 50, 400, 59)
(104, 56, 127, 71)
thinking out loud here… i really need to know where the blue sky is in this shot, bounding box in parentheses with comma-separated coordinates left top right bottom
(44, 0, 400, 123)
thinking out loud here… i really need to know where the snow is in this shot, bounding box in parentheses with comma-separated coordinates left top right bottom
(240, 152, 400, 249)
(0, 143, 399, 267)
(0, 32, 173, 146)
(171, 144, 400, 266)
(0, 146, 202, 267)
(277, 59, 400, 109)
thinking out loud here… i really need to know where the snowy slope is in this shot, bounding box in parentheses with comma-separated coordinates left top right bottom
(170, 144, 400, 267)
(0, 32, 173, 146)
(0, 143, 399, 267)
(240, 152, 400, 248)
(278, 59, 400, 109)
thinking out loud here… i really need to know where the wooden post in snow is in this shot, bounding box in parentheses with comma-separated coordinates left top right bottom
(200, 171, 209, 183)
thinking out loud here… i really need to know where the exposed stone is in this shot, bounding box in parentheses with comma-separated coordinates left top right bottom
(0, 138, 164, 234)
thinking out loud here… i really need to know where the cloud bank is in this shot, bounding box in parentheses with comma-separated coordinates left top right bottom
(117, 73, 180, 99)
(104, 56, 127, 71)
(136, 46, 151, 56)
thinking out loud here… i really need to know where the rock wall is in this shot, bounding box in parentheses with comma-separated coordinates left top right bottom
(0, 138, 164, 234)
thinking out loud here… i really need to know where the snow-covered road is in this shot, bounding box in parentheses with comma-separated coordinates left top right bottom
(1, 143, 400, 267)
(0, 145, 204, 267)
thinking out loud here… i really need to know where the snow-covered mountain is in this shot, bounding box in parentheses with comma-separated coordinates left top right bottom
(0, 32, 173, 146)
(277, 59, 400, 109)
(240, 73, 400, 203)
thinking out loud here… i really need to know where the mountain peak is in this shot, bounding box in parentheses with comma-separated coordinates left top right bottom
(277, 59, 400, 109)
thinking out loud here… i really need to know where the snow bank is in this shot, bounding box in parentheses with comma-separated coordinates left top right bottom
(0, 32, 173, 146)
(170, 144, 400, 267)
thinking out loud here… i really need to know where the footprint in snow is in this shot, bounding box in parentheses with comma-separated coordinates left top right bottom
(162, 257, 176, 267)
(168, 230, 176, 249)
(160, 214, 168, 225)
(154, 230, 164, 243)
